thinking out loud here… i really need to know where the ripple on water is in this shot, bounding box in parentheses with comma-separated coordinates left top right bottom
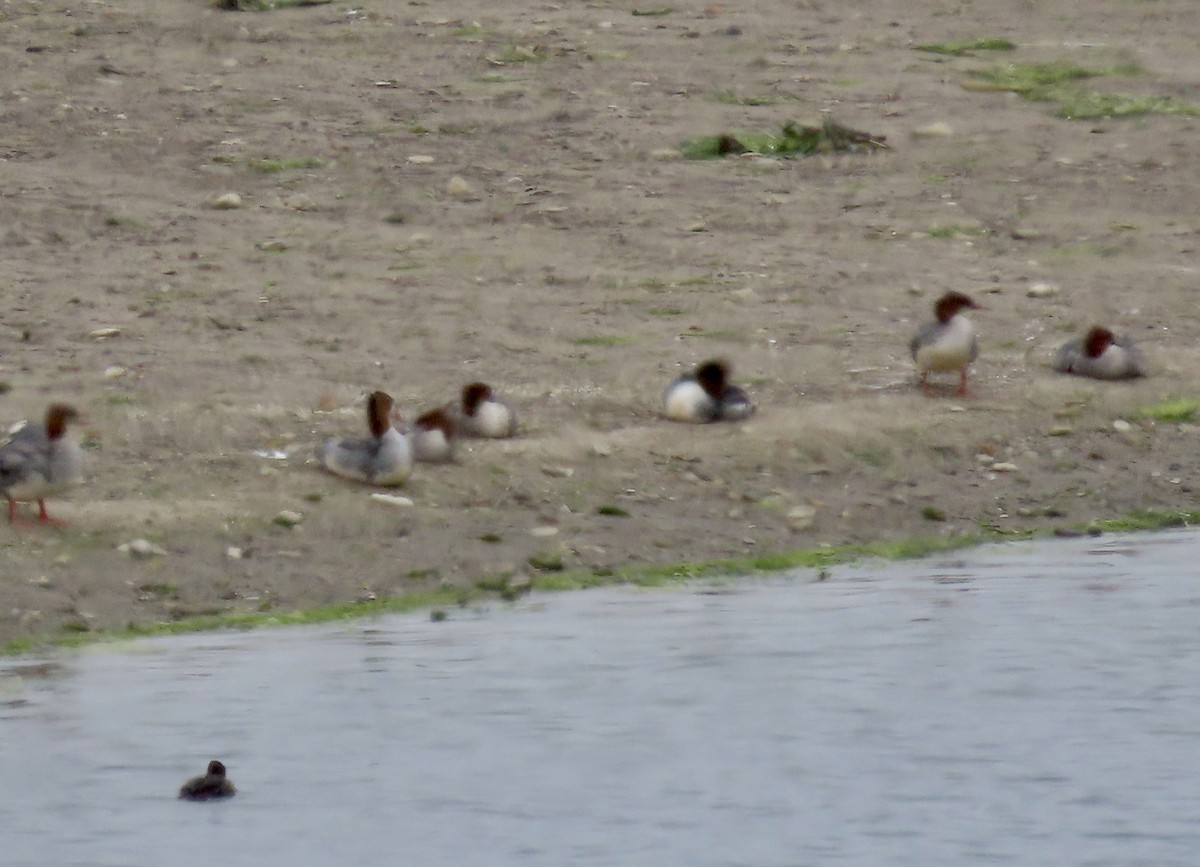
(2, 530, 1200, 866)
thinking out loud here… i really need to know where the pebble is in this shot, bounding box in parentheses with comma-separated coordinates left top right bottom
(446, 175, 476, 200)
(273, 510, 304, 528)
(992, 462, 1018, 473)
(912, 121, 954, 138)
(225, 547, 244, 560)
(89, 327, 121, 340)
(103, 366, 127, 379)
(1112, 419, 1133, 433)
(257, 239, 288, 252)
(530, 526, 559, 538)
(210, 192, 242, 210)
(1048, 425, 1074, 437)
(591, 441, 613, 457)
(787, 504, 817, 530)
(119, 539, 168, 558)
(1026, 281, 1060, 298)
(370, 493, 414, 508)
(282, 193, 316, 211)
(407, 154, 435, 164)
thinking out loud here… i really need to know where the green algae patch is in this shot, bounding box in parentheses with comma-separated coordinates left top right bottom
(961, 61, 1198, 120)
(681, 118, 886, 160)
(1137, 398, 1199, 423)
(915, 37, 1016, 57)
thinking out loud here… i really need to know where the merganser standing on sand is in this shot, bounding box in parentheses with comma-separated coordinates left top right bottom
(448, 382, 517, 438)
(317, 391, 412, 486)
(1052, 326, 1146, 380)
(179, 760, 236, 801)
(910, 291, 980, 396)
(663, 359, 755, 423)
(0, 403, 85, 525)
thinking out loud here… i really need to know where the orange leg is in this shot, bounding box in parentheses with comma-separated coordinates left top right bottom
(7, 498, 66, 527)
(919, 370, 933, 397)
(36, 499, 67, 527)
(957, 368, 970, 397)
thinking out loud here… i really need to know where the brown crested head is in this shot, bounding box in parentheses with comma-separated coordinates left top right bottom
(1083, 326, 1116, 359)
(206, 760, 226, 778)
(366, 391, 394, 438)
(694, 359, 730, 399)
(934, 291, 978, 324)
(416, 407, 456, 439)
(44, 404, 79, 441)
(461, 382, 493, 416)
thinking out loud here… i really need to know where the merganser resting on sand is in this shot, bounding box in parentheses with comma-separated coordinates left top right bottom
(317, 391, 412, 486)
(1052, 326, 1146, 380)
(909, 291, 980, 396)
(408, 407, 456, 463)
(662, 359, 755, 423)
(448, 382, 517, 439)
(0, 403, 85, 525)
(179, 760, 236, 801)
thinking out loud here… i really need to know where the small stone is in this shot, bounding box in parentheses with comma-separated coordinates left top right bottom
(541, 466, 575, 479)
(103, 366, 127, 379)
(210, 192, 242, 210)
(1048, 425, 1074, 437)
(505, 573, 533, 593)
(976, 454, 995, 466)
(786, 504, 817, 530)
(407, 154, 435, 164)
(912, 122, 954, 138)
(257, 239, 288, 252)
(992, 462, 1018, 473)
(273, 510, 304, 528)
(1026, 281, 1060, 298)
(89, 327, 121, 340)
(651, 148, 682, 160)
(1112, 419, 1133, 433)
(446, 175, 476, 200)
(370, 493, 414, 508)
(225, 547, 244, 560)
(282, 193, 316, 211)
(530, 526, 559, 538)
(118, 539, 168, 558)
(591, 441, 613, 457)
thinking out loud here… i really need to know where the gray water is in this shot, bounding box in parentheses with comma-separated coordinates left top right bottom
(3, 530, 1200, 867)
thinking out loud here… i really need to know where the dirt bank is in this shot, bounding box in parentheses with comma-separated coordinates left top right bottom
(1, 0, 1198, 647)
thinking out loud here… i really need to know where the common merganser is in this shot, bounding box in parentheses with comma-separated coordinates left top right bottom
(662, 359, 755, 423)
(408, 407, 456, 463)
(317, 391, 412, 486)
(0, 403, 85, 525)
(909, 291, 980, 396)
(448, 382, 517, 439)
(179, 760, 236, 801)
(1052, 326, 1146, 380)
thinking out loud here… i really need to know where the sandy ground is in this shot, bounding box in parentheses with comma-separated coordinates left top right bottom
(1, 0, 1199, 646)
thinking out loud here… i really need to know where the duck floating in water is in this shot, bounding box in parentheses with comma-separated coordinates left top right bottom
(909, 291, 980, 396)
(662, 359, 755, 423)
(1052, 326, 1146, 380)
(0, 403, 85, 526)
(407, 407, 457, 463)
(317, 391, 412, 486)
(179, 760, 236, 801)
(447, 382, 517, 438)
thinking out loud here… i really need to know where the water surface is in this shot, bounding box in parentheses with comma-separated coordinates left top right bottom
(4, 530, 1200, 866)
